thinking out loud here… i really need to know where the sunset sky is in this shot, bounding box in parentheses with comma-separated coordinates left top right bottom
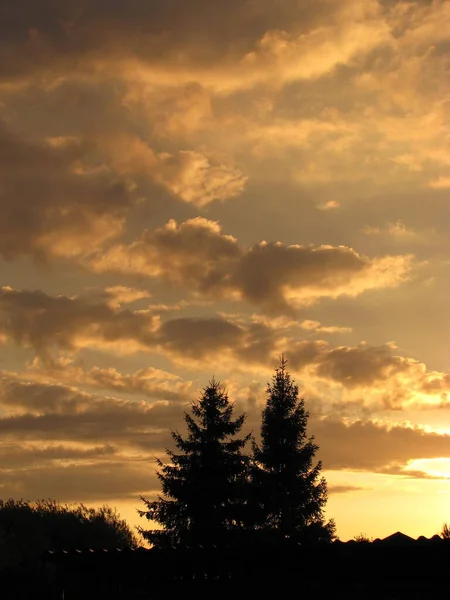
(1, 0, 450, 542)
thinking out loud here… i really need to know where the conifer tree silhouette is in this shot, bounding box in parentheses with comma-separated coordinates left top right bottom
(252, 357, 335, 543)
(138, 379, 251, 547)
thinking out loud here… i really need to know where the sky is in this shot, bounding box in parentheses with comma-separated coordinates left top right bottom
(1, 0, 450, 543)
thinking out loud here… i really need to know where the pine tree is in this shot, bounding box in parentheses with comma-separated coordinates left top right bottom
(252, 357, 335, 543)
(138, 379, 252, 548)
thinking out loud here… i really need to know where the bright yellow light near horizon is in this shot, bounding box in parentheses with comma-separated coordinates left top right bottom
(407, 458, 450, 479)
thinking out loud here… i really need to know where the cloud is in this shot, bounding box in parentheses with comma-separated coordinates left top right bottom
(22, 362, 195, 403)
(300, 320, 352, 335)
(1, 0, 450, 526)
(87, 218, 240, 288)
(429, 176, 450, 189)
(0, 286, 438, 404)
(318, 200, 341, 211)
(82, 366, 194, 401)
(0, 109, 244, 262)
(328, 485, 365, 494)
(3, 357, 450, 509)
(0, 376, 163, 502)
(104, 135, 246, 206)
(156, 151, 246, 206)
(0, 375, 183, 450)
(0, 286, 160, 359)
(285, 340, 438, 410)
(0, 0, 391, 90)
(157, 317, 245, 360)
(0, 0, 447, 218)
(245, 313, 352, 340)
(223, 2, 449, 188)
(87, 217, 413, 312)
(3, 371, 450, 503)
(286, 339, 422, 387)
(0, 286, 275, 366)
(0, 124, 134, 260)
(0, 462, 157, 503)
(103, 286, 152, 309)
(362, 220, 436, 244)
(421, 372, 450, 395)
(315, 418, 450, 473)
(232, 13, 391, 90)
(0, 443, 116, 469)
(314, 343, 416, 388)
(379, 464, 447, 480)
(0, 372, 198, 500)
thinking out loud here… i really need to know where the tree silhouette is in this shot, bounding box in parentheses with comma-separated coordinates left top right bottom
(0, 498, 139, 573)
(252, 357, 335, 543)
(138, 379, 252, 548)
(441, 523, 450, 539)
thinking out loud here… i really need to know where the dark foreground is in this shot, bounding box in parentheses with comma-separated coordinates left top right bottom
(1, 533, 449, 599)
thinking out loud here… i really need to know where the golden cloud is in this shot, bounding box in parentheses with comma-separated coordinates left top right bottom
(86, 218, 413, 311)
(2, 285, 446, 418)
(22, 361, 195, 403)
(2, 370, 450, 503)
(104, 134, 247, 206)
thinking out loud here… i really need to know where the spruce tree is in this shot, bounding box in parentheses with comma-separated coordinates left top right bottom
(138, 379, 251, 548)
(252, 357, 335, 543)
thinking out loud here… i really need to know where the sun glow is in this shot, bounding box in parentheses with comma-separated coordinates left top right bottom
(406, 458, 450, 479)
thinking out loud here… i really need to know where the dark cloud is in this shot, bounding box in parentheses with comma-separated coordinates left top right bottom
(0, 410, 175, 451)
(0, 0, 335, 79)
(0, 0, 448, 533)
(0, 105, 243, 260)
(328, 485, 366, 494)
(234, 242, 364, 308)
(421, 373, 450, 394)
(0, 286, 430, 395)
(0, 376, 184, 445)
(1, 370, 450, 506)
(3, 375, 450, 485)
(2, 79, 132, 141)
(91, 218, 240, 294)
(315, 418, 450, 472)
(235, 321, 279, 365)
(89, 217, 411, 312)
(284, 340, 328, 369)
(314, 344, 413, 387)
(0, 461, 158, 502)
(286, 341, 420, 390)
(0, 286, 277, 365)
(0, 119, 244, 263)
(157, 317, 245, 359)
(0, 373, 177, 501)
(0, 286, 159, 359)
(0, 123, 132, 260)
(0, 443, 116, 469)
(380, 465, 447, 480)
